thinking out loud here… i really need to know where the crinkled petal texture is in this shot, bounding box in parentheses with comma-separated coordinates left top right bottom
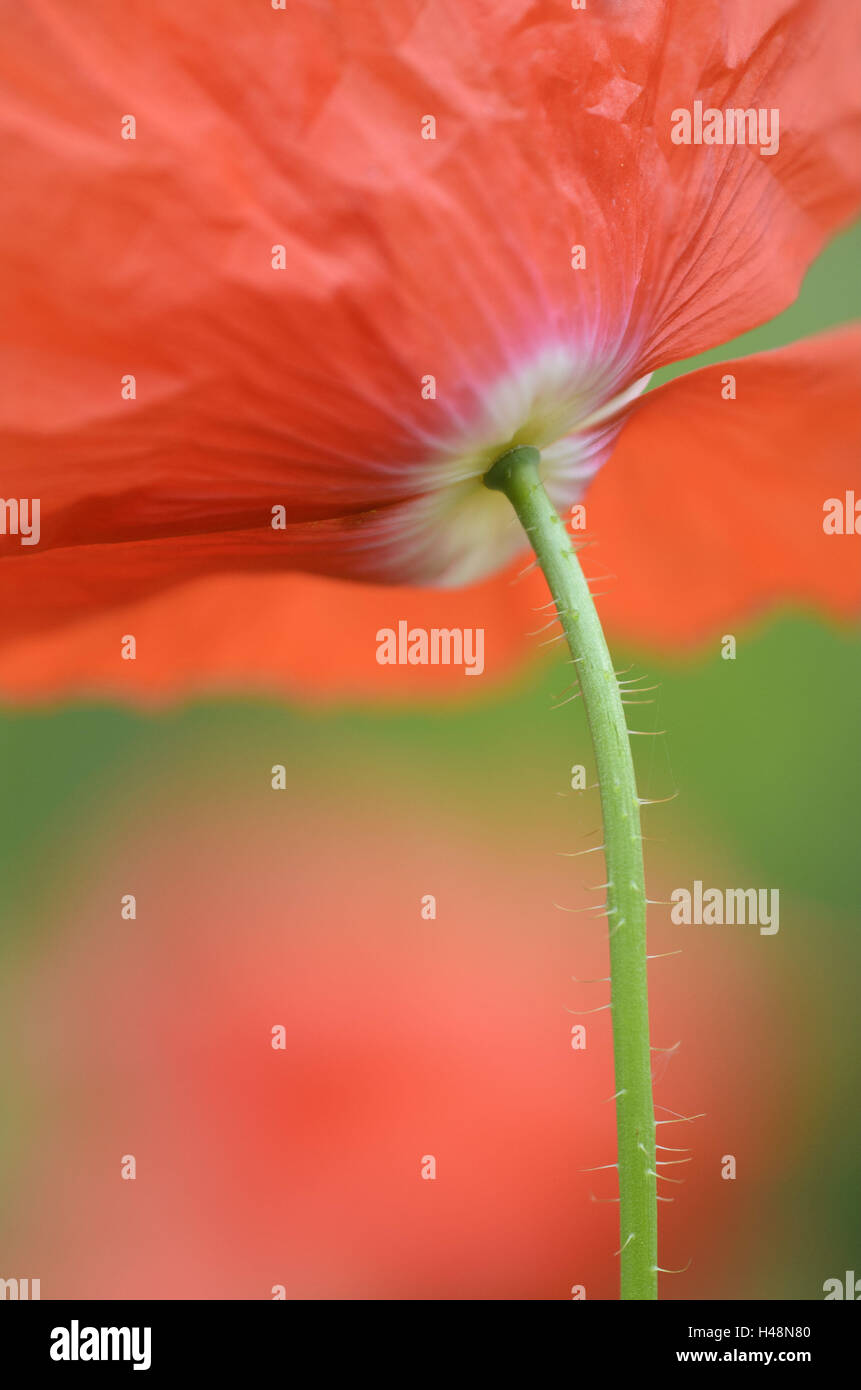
(1, 329, 857, 705)
(0, 0, 859, 698)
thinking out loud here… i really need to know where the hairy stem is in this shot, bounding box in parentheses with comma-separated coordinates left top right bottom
(485, 445, 657, 1300)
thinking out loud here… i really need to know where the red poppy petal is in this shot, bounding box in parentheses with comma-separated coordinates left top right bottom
(2, 0, 858, 568)
(587, 327, 861, 649)
(0, 557, 550, 707)
(625, 0, 861, 372)
(4, 329, 857, 706)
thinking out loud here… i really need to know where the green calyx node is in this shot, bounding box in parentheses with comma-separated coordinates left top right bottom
(482, 445, 541, 494)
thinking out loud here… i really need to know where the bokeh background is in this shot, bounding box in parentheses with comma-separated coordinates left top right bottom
(0, 226, 858, 1301)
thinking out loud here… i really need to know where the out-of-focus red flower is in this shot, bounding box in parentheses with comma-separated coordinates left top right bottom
(1, 0, 859, 702)
(3, 801, 779, 1298)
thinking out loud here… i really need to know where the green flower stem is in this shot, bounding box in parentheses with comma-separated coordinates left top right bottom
(484, 445, 657, 1301)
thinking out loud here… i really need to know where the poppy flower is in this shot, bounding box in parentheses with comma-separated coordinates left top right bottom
(0, 0, 859, 704)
